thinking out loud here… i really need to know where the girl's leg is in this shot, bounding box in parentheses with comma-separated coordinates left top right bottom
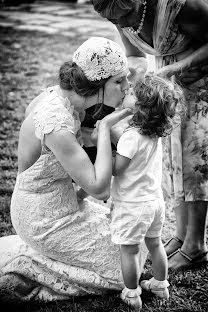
(120, 244, 142, 310)
(145, 237, 168, 280)
(141, 237, 169, 299)
(120, 244, 140, 288)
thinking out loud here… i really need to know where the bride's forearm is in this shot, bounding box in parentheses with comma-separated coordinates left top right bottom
(93, 124, 112, 193)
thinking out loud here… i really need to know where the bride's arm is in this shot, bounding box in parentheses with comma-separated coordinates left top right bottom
(45, 109, 131, 197)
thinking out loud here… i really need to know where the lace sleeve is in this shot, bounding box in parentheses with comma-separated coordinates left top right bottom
(33, 95, 80, 143)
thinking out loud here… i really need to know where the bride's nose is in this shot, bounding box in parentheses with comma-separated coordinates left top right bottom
(122, 79, 130, 92)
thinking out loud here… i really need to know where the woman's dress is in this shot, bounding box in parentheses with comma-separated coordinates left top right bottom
(123, 0, 208, 205)
(0, 88, 148, 302)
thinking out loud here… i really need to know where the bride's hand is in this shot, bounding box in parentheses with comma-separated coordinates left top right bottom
(99, 108, 132, 129)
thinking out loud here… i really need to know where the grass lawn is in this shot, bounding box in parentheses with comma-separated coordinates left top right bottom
(0, 24, 208, 312)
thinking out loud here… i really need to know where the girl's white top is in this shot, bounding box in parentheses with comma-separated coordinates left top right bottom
(112, 127, 163, 202)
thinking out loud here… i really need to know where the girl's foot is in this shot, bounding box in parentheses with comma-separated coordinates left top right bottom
(140, 277, 169, 299)
(121, 286, 142, 311)
(164, 236, 183, 258)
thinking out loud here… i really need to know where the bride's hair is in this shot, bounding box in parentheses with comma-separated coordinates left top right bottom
(59, 61, 108, 97)
(59, 61, 110, 120)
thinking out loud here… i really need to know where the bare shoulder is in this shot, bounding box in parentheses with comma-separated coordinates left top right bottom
(25, 90, 47, 117)
(177, 0, 208, 40)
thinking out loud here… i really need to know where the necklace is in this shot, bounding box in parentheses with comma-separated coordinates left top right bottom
(128, 0, 147, 35)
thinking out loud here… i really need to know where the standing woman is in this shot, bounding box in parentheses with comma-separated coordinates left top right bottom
(92, 0, 208, 270)
(0, 37, 148, 303)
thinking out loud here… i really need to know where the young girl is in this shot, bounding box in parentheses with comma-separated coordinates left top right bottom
(110, 73, 185, 310)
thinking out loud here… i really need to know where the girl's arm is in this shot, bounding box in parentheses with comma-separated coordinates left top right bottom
(113, 153, 131, 176)
(45, 108, 131, 197)
(112, 128, 139, 176)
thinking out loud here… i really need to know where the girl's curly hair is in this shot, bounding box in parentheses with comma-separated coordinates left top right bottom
(129, 73, 186, 138)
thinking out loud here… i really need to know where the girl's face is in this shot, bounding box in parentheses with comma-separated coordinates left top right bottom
(102, 0, 142, 28)
(122, 88, 137, 112)
(103, 69, 130, 108)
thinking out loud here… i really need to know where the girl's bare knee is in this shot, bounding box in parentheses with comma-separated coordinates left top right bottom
(145, 237, 161, 250)
(120, 244, 140, 255)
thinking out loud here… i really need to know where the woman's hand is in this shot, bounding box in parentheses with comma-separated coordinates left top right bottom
(91, 109, 132, 146)
(157, 63, 208, 85)
(127, 56, 148, 83)
(175, 65, 208, 85)
(99, 107, 132, 129)
(156, 63, 180, 79)
(109, 89, 134, 144)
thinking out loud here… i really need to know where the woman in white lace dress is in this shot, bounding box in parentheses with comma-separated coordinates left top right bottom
(0, 37, 147, 303)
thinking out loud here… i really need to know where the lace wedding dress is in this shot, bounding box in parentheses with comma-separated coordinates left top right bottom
(0, 87, 147, 303)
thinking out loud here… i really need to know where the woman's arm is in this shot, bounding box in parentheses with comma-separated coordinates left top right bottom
(157, 0, 208, 79)
(157, 44, 208, 78)
(45, 108, 131, 197)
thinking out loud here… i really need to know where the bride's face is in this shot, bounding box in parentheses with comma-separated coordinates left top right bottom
(103, 69, 130, 109)
(101, 0, 143, 28)
(82, 69, 129, 112)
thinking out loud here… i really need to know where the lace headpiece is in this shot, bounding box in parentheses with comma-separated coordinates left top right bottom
(72, 37, 128, 81)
